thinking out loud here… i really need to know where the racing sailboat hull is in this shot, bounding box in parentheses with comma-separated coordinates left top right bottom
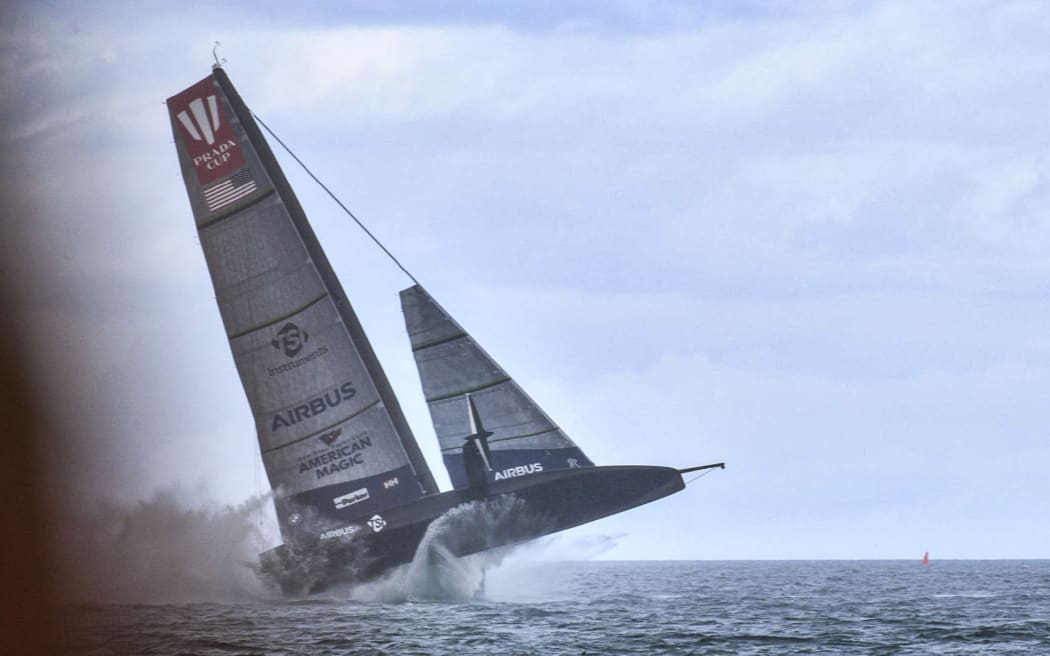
(261, 465, 684, 594)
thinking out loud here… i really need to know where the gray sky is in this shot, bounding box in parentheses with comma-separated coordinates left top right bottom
(3, 1, 1049, 560)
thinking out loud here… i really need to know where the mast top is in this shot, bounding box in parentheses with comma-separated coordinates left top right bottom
(212, 41, 226, 69)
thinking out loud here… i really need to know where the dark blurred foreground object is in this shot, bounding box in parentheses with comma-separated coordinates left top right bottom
(0, 318, 59, 655)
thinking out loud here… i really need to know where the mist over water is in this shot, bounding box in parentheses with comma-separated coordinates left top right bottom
(53, 492, 279, 604)
(53, 490, 613, 605)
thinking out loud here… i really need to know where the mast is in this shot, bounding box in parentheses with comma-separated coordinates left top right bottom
(210, 67, 438, 496)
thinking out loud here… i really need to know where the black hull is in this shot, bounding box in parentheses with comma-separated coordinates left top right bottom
(260, 465, 684, 595)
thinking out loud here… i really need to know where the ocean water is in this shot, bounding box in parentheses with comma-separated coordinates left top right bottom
(63, 559, 1050, 655)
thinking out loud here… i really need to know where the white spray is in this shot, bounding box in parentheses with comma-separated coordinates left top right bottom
(328, 495, 551, 603)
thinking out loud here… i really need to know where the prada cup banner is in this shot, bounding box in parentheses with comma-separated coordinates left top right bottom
(167, 75, 246, 186)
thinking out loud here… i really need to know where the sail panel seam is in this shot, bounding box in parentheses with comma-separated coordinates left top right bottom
(410, 331, 468, 352)
(227, 292, 328, 340)
(261, 399, 381, 454)
(439, 427, 561, 453)
(487, 428, 561, 445)
(424, 377, 512, 403)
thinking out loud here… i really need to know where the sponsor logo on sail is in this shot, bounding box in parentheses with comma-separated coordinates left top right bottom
(298, 432, 373, 480)
(190, 139, 240, 174)
(267, 323, 329, 377)
(287, 512, 302, 526)
(176, 95, 221, 146)
(271, 382, 356, 431)
(272, 322, 308, 357)
(320, 524, 360, 541)
(167, 76, 246, 185)
(382, 476, 400, 490)
(319, 428, 343, 446)
(368, 515, 386, 533)
(567, 458, 581, 468)
(267, 346, 328, 377)
(493, 462, 543, 481)
(333, 487, 370, 510)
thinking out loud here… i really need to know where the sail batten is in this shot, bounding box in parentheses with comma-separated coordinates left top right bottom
(227, 291, 329, 340)
(260, 399, 382, 454)
(410, 332, 469, 352)
(439, 428, 563, 453)
(424, 377, 513, 403)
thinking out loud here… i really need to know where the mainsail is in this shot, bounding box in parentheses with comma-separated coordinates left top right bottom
(400, 285, 594, 489)
(166, 69, 437, 541)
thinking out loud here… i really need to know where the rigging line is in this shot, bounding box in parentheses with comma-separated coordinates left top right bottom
(251, 111, 421, 287)
(253, 443, 261, 526)
(685, 468, 718, 485)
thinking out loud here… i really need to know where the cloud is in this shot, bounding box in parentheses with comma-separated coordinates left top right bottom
(221, 4, 1048, 300)
(553, 346, 1050, 558)
(3, 1, 1048, 561)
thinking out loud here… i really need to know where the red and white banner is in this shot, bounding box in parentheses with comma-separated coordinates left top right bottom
(167, 75, 245, 186)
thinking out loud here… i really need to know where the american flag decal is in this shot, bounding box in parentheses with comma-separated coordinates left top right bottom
(203, 168, 257, 211)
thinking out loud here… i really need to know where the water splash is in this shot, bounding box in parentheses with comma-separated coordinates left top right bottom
(405, 495, 546, 601)
(332, 495, 552, 603)
(518, 531, 627, 561)
(51, 491, 279, 603)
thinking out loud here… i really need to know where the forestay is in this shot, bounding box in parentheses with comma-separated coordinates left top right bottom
(400, 285, 594, 489)
(167, 71, 437, 541)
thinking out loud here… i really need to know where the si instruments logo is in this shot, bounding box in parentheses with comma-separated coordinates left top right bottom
(367, 515, 387, 533)
(267, 322, 329, 377)
(272, 322, 309, 358)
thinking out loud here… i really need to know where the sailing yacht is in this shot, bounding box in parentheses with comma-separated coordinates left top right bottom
(167, 66, 722, 594)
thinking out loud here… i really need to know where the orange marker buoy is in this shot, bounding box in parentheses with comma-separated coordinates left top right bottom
(921, 551, 929, 566)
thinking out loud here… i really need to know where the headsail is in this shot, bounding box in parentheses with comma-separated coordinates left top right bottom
(167, 70, 437, 542)
(400, 285, 594, 489)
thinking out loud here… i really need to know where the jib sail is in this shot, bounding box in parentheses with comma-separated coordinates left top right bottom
(400, 285, 594, 489)
(167, 69, 437, 541)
